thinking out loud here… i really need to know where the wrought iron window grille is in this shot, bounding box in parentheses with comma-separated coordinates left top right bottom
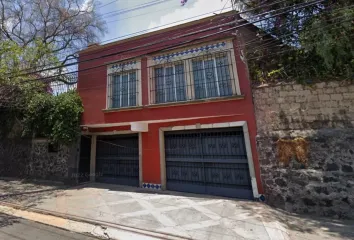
(107, 63, 140, 109)
(149, 50, 238, 104)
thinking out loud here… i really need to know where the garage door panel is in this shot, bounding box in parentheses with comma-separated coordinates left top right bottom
(204, 163, 251, 186)
(166, 161, 205, 184)
(96, 134, 139, 187)
(165, 133, 202, 158)
(165, 128, 253, 199)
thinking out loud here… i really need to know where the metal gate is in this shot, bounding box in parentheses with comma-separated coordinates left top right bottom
(96, 134, 139, 186)
(164, 128, 253, 199)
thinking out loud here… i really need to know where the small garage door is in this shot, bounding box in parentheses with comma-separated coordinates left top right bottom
(164, 128, 253, 199)
(96, 134, 139, 186)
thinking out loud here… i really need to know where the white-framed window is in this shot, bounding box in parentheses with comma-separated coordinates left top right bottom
(149, 43, 239, 104)
(192, 52, 234, 99)
(153, 61, 186, 103)
(107, 60, 140, 109)
(109, 71, 137, 108)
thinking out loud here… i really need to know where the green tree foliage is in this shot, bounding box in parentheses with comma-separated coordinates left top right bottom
(232, 0, 354, 83)
(0, 40, 83, 144)
(23, 91, 83, 145)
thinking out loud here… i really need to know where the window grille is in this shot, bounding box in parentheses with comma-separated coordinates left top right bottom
(107, 69, 139, 109)
(149, 51, 237, 104)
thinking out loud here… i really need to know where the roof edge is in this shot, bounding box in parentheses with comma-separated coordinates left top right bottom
(79, 10, 236, 55)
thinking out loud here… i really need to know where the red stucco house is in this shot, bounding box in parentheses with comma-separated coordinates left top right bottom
(77, 11, 263, 199)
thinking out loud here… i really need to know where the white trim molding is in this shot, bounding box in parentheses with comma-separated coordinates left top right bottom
(106, 59, 142, 109)
(159, 121, 260, 198)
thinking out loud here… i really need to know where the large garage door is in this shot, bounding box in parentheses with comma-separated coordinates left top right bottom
(96, 134, 139, 186)
(165, 128, 253, 199)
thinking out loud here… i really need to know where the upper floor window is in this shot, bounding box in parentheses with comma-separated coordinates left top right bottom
(192, 52, 233, 99)
(154, 62, 186, 103)
(107, 61, 140, 109)
(149, 43, 239, 104)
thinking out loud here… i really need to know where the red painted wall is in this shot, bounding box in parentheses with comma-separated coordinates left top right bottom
(78, 12, 263, 193)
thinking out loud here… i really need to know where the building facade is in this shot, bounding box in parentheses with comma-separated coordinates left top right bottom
(78, 12, 263, 199)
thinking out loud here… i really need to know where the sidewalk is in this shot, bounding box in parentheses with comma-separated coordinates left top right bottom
(1, 179, 353, 240)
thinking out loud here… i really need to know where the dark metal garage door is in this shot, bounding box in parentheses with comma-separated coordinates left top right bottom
(165, 128, 253, 199)
(96, 134, 139, 186)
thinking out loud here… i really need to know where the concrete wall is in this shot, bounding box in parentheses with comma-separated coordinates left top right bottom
(253, 81, 354, 219)
(0, 138, 79, 184)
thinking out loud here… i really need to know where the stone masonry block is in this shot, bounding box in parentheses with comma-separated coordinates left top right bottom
(331, 94, 343, 101)
(320, 108, 334, 115)
(341, 100, 354, 108)
(314, 89, 324, 95)
(305, 115, 317, 122)
(282, 85, 293, 91)
(298, 90, 311, 97)
(348, 85, 354, 92)
(336, 87, 349, 93)
(289, 103, 301, 110)
(323, 88, 335, 94)
(318, 94, 331, 101)
(285, 96, 296, 103)
(277, 98, 286, 103)
(308, 95, 319, 102)
(326, 101, 339, 108)
(315, 82, 326, 89)
(279, 91, 288, 97)
(308, 101, 321, 109)
(343, 93, 354, 100)
(288, 91, 299, 97)
(293, 84, 303, 91)
(295, 96, 307, 103)
(327, 81, 340, 88)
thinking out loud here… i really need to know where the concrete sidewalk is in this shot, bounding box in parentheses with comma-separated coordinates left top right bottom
(1, 181, 289, 240)
(1, 180, 354, 240)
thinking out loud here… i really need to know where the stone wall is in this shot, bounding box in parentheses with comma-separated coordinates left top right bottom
(253, 81, 354, 219)
(0, 138, 79, 184)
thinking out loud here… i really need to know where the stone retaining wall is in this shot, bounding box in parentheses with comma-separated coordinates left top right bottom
(0, 138, 79, 184)
(253, 81, 354, 219)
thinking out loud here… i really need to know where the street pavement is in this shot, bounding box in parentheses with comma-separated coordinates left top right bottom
(0, 213, 99, 240)
(11, 182, 289, 240)
(1, 180, 354, 240)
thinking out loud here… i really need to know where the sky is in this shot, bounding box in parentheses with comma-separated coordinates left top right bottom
(96, 0, 233, 44)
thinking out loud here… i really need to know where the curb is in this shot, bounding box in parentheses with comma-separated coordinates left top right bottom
(0, 200, 190, 240)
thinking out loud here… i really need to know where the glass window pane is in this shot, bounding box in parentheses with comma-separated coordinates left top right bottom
(121, 74, 129, 107)
(216, 56, 233, 96)
(192, 60, 206, 99)
(112, 75, 120, 108)
(175, 64, 186, 101)
(155, 67, 164, 103)
(129, 72, 137, 106)
(204, 59, 218, 98)
(165, 67, 175, 102)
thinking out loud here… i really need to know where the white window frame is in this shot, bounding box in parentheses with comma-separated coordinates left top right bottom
(106, 60, 142, 109)
(190, 52, 236, 99)
(152, 62, 186, 103)
(147, 40, 241, 105)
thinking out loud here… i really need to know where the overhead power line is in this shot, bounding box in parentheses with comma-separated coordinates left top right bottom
(15, 0, 325, 83)
(97, 0, 173, 20)
(12, 0, 295, 75)
(51, 0, 292, 59)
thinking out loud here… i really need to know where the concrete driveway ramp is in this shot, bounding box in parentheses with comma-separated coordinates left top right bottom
(34, 183, 289, 240)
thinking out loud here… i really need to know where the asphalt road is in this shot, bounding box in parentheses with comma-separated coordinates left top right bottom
(0, 213, 100, 240)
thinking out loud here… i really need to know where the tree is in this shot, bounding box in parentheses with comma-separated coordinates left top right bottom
(0, 0, 106, 70)
(231, 0, 354, 83)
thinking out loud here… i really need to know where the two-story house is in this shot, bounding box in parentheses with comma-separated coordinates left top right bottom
(78, 11, 263, 200)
